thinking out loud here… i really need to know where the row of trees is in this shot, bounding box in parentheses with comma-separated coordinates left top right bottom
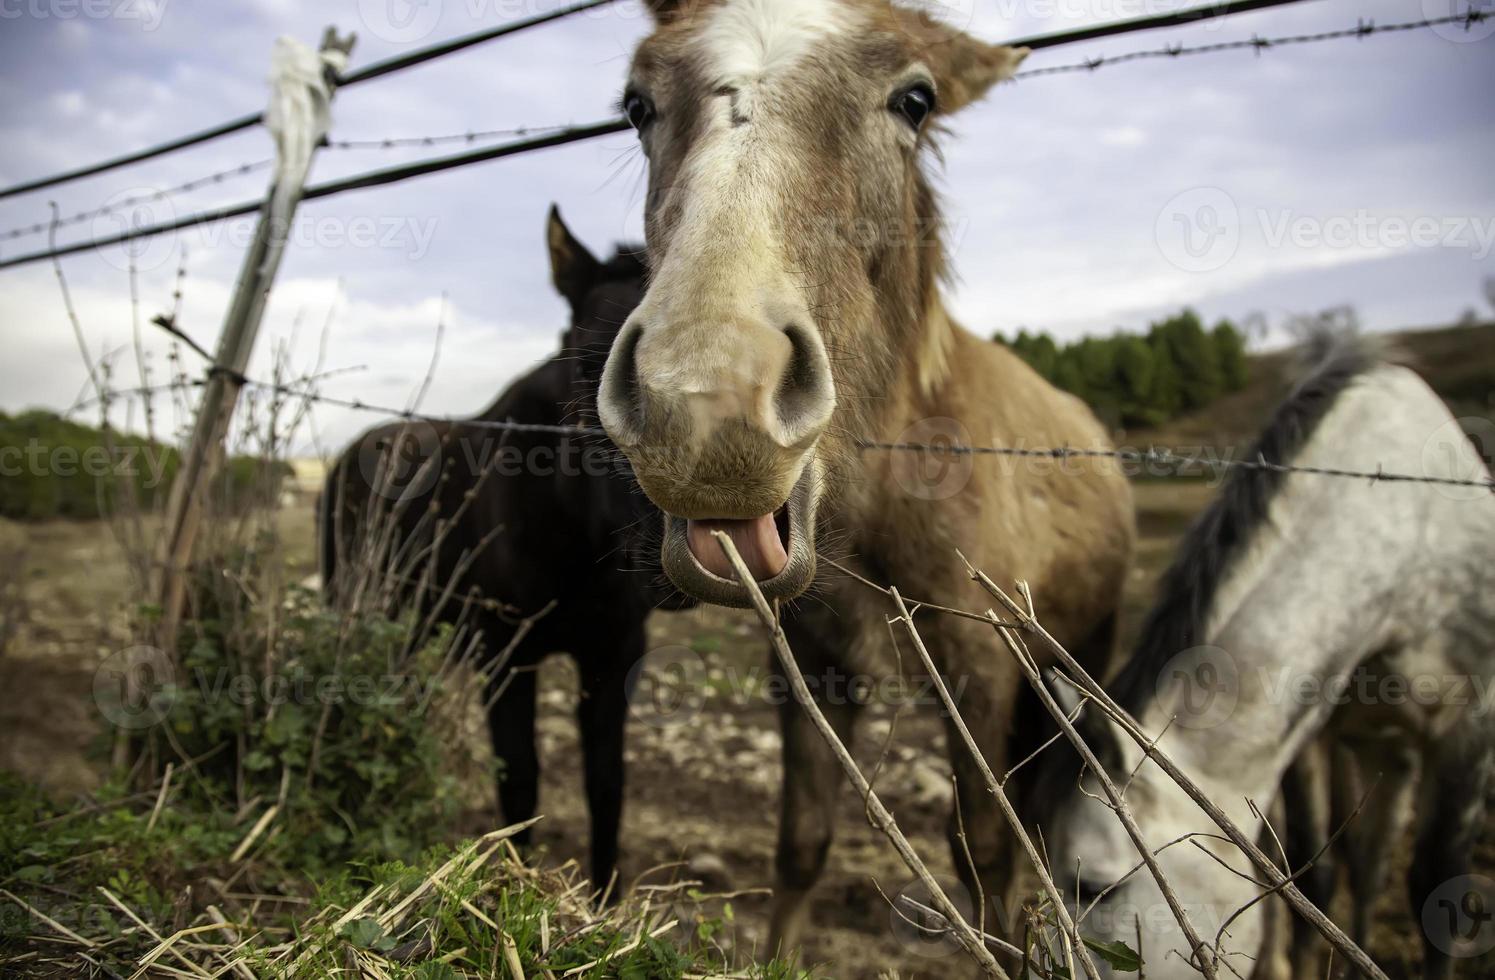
(996, 310, 1250, 428)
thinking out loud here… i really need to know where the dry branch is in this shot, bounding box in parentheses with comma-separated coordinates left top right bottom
(982, 603, 1220, 979)
(886, 587, 1099, 980)
(960, 555, 1389, 980)
(711, 532, 1010, 978)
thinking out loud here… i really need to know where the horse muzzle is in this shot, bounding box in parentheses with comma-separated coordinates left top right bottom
(658, 462, 819, 608)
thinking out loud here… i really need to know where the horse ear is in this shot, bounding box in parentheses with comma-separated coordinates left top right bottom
(547, 205, 600, 305)
(896, 12, 1028, 114)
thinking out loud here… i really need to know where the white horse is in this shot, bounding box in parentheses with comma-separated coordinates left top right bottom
(1042, 334, 1495, 979)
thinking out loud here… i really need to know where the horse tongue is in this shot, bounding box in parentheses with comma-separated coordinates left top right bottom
(687, 515, 788, 582)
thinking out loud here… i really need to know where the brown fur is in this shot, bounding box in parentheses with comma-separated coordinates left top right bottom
(620, 0, 1136, 953)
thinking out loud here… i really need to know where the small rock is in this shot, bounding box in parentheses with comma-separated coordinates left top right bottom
(687, 852, 734, 891)
(912, 762, 953, 808)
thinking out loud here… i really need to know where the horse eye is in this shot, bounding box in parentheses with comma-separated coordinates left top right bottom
(625, 93, 655, 132)
(892, 84, 935, 129)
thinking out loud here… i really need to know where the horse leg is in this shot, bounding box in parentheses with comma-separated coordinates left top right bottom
(487, 658, 541, 847)
(1408, 719, 1492, 980)
(575, 619, 645, 893)
(1339, 733, 1419, 973)
(943, 677, 1022, 946)
(1279, 736, 1336, 979)
(1250, 793, 1292, 980)
(768, 619, 860, 962)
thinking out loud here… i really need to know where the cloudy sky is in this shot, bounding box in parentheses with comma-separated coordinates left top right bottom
(0, 0, 1491, 452)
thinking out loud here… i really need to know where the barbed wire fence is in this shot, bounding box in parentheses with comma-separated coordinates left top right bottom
(66, 370, 1495, 491)
(6, 0, 1489, 662)
(6, 0, 1490, 266)
(3, 2, 1492, 976)
(0, 0, 1484, 491)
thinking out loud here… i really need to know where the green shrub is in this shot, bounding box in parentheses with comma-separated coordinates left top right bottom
(0, 410, 289, 521)
(157, 581, 472, 873)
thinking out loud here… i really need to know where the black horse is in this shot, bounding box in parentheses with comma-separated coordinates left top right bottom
(321, 207, 681, 888)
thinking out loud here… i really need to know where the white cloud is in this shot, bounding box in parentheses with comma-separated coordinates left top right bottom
(50, 90, 87, 117)
(1, 0, 1491, 440)
(1097, 125, 1145, 148)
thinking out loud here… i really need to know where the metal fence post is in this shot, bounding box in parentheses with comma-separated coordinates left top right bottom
(154, 27, 357, 650)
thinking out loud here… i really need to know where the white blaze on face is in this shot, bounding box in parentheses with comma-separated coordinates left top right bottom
(639, 0, 858, 429)
(698, 0, 856, 109)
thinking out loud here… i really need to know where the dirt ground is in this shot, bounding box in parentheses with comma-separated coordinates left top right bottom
(1, 483, 1490, 978)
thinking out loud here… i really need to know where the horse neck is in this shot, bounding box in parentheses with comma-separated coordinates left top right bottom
(1129, 486, 1413, 823)
(865, 291, 959, 437)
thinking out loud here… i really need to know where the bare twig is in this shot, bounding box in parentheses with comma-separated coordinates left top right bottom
(886, 588, 1098, 980)
(712, 532, 1009, 979)
(960, 554, 1389, 980)
(980, 603, 1219, 978)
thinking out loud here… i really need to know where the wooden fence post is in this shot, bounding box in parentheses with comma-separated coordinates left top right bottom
(154, 27, 356, 651)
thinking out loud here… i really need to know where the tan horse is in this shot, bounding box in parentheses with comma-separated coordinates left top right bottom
(598, 0, 1135, 955)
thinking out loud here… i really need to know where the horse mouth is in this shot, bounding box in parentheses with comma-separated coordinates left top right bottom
(660, 465, 817, 608)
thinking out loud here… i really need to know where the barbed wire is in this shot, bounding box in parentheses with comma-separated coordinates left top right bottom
(0, 0, 622, 200)
(0, 160, 275, 244)
(0, 119, 630, 272)
(4, 4, 1472, 271)
(16, 0, 1471, 246)
(0, 0, 1331, 205)
(858, 441, 1495, 491)
(70, 373, 600, 439)
(0, 122, 577, 243)
(325, 124, 576, 151)
(1015, 10, 1490, 78)
(73, 371, 1495, 492)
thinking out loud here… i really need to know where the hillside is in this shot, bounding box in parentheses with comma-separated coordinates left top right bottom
(1122, 321, 1495, 451)
(0, 410, 292, 521)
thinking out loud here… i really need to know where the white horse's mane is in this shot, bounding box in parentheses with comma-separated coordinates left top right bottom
(1108, 329, 1387, 719)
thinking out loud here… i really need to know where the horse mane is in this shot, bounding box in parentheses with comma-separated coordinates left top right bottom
(1107, 329, 1390, 717)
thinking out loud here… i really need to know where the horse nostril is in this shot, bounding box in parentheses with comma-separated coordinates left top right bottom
(598, 320, 646, 446)
(775, 322, 834, 446)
